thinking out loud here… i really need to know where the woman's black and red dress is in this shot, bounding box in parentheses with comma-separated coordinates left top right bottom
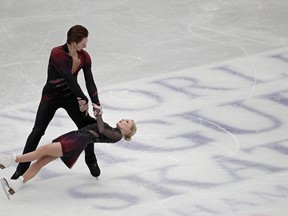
(53, 115, 122, 169)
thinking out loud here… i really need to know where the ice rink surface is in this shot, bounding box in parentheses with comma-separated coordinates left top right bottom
(0, 0, 288, 215)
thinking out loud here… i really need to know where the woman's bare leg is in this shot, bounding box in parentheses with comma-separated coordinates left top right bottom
(14, 142, 63, 183)
(22, 155, 58, 183)
(16, 142, 63, 163)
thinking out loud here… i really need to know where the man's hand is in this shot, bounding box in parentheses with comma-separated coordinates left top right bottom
(77, 97, 88, 116)
(92, 103, 103, 118)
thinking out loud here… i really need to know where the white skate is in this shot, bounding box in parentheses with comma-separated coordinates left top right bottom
(0, 154, 16, 169)
(1, 177, 23, 200)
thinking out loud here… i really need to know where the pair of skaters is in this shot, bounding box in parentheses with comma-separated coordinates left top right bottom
(0, 24, 137, 199)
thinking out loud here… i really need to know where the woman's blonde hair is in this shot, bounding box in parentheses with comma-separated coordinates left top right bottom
(124, 120, 137, 141)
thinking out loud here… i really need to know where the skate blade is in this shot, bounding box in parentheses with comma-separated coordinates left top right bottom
(1, 178, 11, 200)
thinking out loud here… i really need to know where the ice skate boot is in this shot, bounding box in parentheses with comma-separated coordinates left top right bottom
(85, 155, 101, 178)
(0, 154, 16, 169)
(1, 176, 24, 200)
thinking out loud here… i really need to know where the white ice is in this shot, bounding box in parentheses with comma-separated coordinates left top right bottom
(0, 0, 288, 216)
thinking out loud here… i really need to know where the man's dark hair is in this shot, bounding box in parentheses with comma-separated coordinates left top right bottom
(67, 25, 89, 44)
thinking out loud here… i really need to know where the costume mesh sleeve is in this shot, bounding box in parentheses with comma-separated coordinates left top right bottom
(97, 115, 122, 141)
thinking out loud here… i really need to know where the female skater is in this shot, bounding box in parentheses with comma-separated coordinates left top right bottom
(12, 25, 102, 179)
(0, 104, 137, 199)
